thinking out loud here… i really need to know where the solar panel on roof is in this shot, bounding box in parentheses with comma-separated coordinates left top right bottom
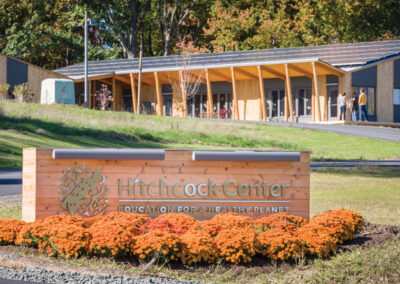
(54, 40, 400, 79)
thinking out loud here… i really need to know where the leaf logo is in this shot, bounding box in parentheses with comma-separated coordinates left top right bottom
(58, 164, 109, 217)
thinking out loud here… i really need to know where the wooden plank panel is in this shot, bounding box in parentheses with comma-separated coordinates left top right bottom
(27, 65, 65, 103)
(179, 71, 188, 117)
(35, 160, 309, 175)
(22, 148, 36, 222)
(24, 149, 310, 221)
(377, 60, 394, 122)
(0, 54, 7, 85)
(312, 62, 322, 122)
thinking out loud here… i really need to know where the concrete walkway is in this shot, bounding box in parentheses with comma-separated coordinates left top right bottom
(199, 118, 400, 142)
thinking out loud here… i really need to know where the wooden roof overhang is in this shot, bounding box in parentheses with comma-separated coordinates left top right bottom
(72, 59, 345, 86)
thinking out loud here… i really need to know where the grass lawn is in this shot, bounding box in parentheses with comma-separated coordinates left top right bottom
(1, 101, 400, 168)
(0, 168, 399, 283)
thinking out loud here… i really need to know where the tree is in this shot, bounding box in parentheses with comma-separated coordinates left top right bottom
(96, 0, 151, 58)
(201, 0, 400, 52)
(0, 0, 121, 69)
(158, 0, 198, 56)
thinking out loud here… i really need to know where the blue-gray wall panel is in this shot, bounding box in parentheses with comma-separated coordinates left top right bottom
(352, 66, 377, 87)
(7, 58, 28, 89)
(263, 76, 311, 90)
(326, 75, 338, 84)
(394, 59, 400, 89)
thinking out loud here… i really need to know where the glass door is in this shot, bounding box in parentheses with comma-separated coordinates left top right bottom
(162, 95, 172, 116)
(271, 90, 285, 118)
(328, 86, 338, 119)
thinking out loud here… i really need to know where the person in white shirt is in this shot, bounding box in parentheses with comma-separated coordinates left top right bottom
(339, 92, 347, 120)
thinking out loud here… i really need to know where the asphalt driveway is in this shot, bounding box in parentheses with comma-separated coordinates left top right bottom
(201, 118, 400, 142)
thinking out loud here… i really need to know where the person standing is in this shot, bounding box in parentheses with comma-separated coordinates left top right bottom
(358, 89, 368, 121)
(339, 92, 347, 120)
(351, 92, 358, 121)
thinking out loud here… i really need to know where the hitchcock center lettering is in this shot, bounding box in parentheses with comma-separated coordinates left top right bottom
(22, 148, 310, 221)
(118, 178, 290, 198)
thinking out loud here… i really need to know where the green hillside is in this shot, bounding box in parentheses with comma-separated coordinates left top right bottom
(0, 101, 399, 168)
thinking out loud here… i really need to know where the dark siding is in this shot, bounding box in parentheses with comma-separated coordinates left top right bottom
(162, 84, 173, 94)
(74, 82, 84, 105)
(195, 81, 232, 94)
(352, 66, 377, 87)
(6, 57, 28, 89)
(263, 76, 311, 90)
(326, 75, 338, 84)
(394, 59, 400, 89)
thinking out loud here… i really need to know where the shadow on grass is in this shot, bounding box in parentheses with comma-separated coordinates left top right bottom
(315, 167, 400, 178)
(0, 116, 172, 168)
(0, 116, 167, 148)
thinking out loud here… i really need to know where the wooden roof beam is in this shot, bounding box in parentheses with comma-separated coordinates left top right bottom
(156, 72, 172, 83)
(259, 66, 286, 80)
(139, 75, 155, 85)
(177, 71, 207, 85)
(208, 69, 232, 82)
(114, 75, 132, 85)
(128, 73, 155, 85)
(315, 61, 344, 76)
(98, 78, 113, 85)
(234, 67, 258, 80)
(287, 64, 313, 78)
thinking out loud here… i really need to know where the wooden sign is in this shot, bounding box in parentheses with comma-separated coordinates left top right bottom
(22, 148, 310, 222)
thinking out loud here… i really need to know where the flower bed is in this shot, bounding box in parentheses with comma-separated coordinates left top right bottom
(0, 209, 365, 264)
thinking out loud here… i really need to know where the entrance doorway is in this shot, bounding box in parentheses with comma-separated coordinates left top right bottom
(163, 95, 172, 116)
(271, 90, 285, 118)
(327, 85, 338, 119)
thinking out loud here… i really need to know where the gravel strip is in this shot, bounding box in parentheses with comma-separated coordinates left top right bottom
(0, 266, 201, 284)
(0, 194, 21, 206)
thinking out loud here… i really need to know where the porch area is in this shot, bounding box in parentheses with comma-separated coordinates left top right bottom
(74, 60, 345, 123)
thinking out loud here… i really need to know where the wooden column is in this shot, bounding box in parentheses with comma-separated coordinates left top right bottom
(312, 86, 316, 122)
(257, 66, 267, 121)
(179, 71, 187, 117)
(323, 77, 328, 121)
(205, 69, 213, 118)
(312, 62, 322, 122)
(284, 85, 289, 121)
(284, 64, 294, 122)
(130, 74, 137, 113)
(230, 67, 239, 120)
(112, 75, 116, 111)
(154, 72, 163, 116)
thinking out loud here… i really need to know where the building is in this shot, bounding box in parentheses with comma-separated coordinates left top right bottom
(54, 40, 400, 123)
(0, 53, 65, 101)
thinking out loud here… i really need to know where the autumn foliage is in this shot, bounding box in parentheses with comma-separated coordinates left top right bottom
(0, 209, 365, 264)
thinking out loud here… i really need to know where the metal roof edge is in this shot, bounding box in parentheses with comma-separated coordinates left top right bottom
(336, 54, 400, 73)
(112, 57, 321, 76)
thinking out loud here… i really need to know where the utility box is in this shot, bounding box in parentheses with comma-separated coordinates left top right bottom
(41, 79, 75, 105)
